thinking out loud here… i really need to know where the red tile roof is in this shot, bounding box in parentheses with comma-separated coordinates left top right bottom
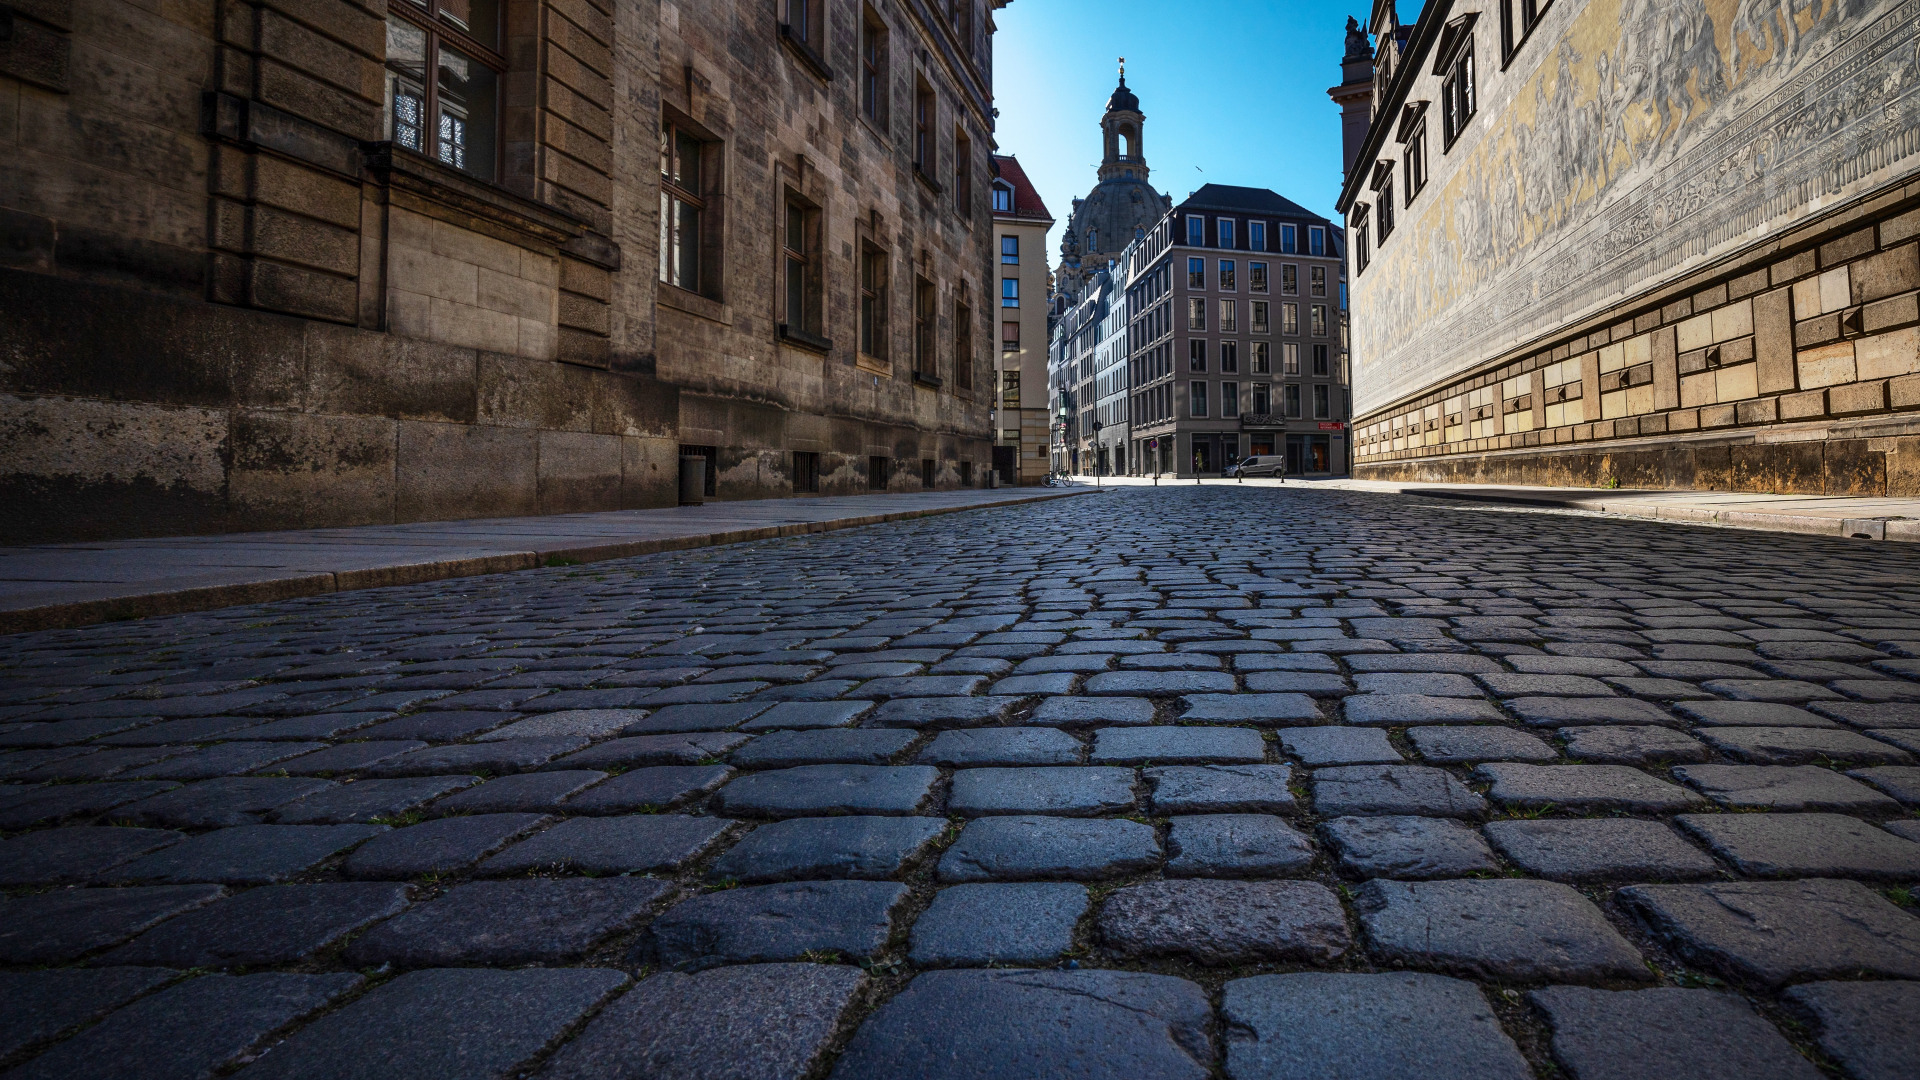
(991, 154, 1053, 223)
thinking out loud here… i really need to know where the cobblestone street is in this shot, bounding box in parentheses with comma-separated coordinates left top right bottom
(3, 486, 1919, 1079)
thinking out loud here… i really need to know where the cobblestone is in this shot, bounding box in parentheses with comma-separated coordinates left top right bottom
(6, 487, 1920, 1075)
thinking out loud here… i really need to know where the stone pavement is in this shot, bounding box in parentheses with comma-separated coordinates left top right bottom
(1085, 473, 1920, 544)
(2, 484, 1918, 1079)
(0, 488, 1082, 634)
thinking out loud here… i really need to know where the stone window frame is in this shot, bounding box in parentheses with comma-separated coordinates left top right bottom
(858, 235, 892, 372)
(382, 0, 508, 183)
(913, 273, 941, 387)
(1189, 338, 1208, 373)
(1221, 380, 1240, 417)
(1443, 32, 1479, 143)
(954, 283, 975, 391)
(1220, 340, 1239, 374)
(1284, 382, 1302, 418)
(1188, 297, 1206, 332)
(953, 125, 974, 216)
(1280, 223, 1298, 254)
(1249, 221, 1267, 252)
(1187, 215, 1206, 246)
(1187, 257, 1206, 289)
(659, 109, 726, 303)
(912, 77, 940, 188)
(1311, 266, 1327, 297)
(1252, 301, 1270, 334)
(1217, 217, 1236, 249)
(1219, 259, 1236, 291)
(779, 0, 831, 79)
(777, 186, 828, 351)
(991, 180, 1014, 212)
(1190, 379, 1209, 417)
(1250, 262, 1269, 293)
(860, 6, 891, 133)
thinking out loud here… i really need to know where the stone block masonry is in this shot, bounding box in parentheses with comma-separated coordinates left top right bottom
(1341, 0, 1920, 496)
(0, 0, 1001, 542)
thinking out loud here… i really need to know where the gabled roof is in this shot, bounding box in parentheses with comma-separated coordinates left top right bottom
(1177, 184, 1329, 225)
(991, 154, 1054, 223)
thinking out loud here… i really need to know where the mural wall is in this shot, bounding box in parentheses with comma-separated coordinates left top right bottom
(1354, 0, 1920, 415)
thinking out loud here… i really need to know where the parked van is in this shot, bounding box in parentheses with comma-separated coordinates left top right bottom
(1224, 455, 1286, 478)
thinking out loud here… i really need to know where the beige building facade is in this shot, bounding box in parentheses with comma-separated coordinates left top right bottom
(989, 154, 1052, 484)
(0, 0, 1002, 542)
(1339, 0, 1920, 496)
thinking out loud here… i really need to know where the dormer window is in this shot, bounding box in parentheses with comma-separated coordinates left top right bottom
(991, 181, 1013, 212)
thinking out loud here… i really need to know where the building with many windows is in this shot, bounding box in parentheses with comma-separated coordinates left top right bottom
(991, 154, 1054, 484)
(0, 0, 1003, 542)
(1126, 186, 1352, 477)
(1339, 0, 1920, 495)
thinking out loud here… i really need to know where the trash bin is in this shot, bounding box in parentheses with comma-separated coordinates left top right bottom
(679, 456, 706, 506)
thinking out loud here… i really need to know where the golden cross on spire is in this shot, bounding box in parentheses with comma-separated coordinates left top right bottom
(1118, 57, 1126, 79)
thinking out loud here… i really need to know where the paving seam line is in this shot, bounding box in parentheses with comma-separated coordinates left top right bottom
(0, 490, 1092, 635)
(1388, 488, 1918, 543)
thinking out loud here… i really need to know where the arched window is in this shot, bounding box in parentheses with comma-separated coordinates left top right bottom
(1119, 124, 1138, 159)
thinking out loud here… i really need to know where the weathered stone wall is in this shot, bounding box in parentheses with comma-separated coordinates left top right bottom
(1346, 0, 1920, 495)
(0, 0, 996, 542)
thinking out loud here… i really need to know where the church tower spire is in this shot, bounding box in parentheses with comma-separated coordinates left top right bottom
(1097, 58, 1147, 183)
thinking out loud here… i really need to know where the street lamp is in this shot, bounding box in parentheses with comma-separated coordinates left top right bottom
(1091, 420, 1104, 489)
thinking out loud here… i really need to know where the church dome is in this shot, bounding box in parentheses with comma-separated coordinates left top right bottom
(1105, 77, 1139, 114)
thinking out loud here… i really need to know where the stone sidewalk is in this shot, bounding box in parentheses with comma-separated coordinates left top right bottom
(0, 489, 1085, 633)
(1, 485, 1917, 1079)
(1080, 474, 1920, 542)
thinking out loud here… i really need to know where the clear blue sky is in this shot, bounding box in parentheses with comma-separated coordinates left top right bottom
(991, 0, 1358, 257)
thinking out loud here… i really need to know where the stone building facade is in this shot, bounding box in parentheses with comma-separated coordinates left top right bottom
(990, 153, 1052, 484)
(1126, 185, 1352, 478)
(0, 0, 1001, 543)
(1338, 0, 1920, 495)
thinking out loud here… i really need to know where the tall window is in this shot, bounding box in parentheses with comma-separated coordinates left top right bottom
(1284, 342, 1300, 375)
(1313, 384, 1331, 418)
(1313, 343, 1331, 377)
(385, 0, 503, 181)
(1311, 305, 1328, 336)
(1189, 339, 1207, 372)
(1252, 382, 1270, 414)
(1405, 121, 1428, 200)
(1281, 264, 1298, 295)
(861, 12, 888, 125)
(1251, 301, 1269, 334)
(659, 120, 707, 293)
(782, 196, 821, 338)
(1219, 300, 1237, 333)
(1284, 383, 1302, 417)
(991, 182, 1012, 212)
(1311, 267, 1327, 297)
(860, 243, 888, 359)
(1217, 219, 1235, 248)
(1001, 277, 1018, 307)
(1444, 40, 1476, 144)
(1189, 380, 1208, 417)
(1250, 262, 1268, 292)
(1220, 341, 1237, 373)
(1249, 221, 1266, 252)
(1499, 0, 1548, 61)
(1187, 298, 1205, 331)
(783, 0, 822, 49)
(1187, 216, 1205, 245)
(1280, 224, 1297, 254)
(953, 128, 972, 211)
(1309, 226, 1326, 256)
(1282, 303, 1298, 336)
(914, 276, 936, 380)
(913, 82, 935, 173)
(1353, 210, 1370, 274)
(1002, 321, 1019, 351)
(1221, 381, 1239, 416)
(1376, 177, 1395, 241)
(1001, 235, 1019, 264)
(1251, 341, 1270, 372)
(955, 294, 972, 389)
(1187, 257, 1205, 288)
(1219, 260, 1235, 290)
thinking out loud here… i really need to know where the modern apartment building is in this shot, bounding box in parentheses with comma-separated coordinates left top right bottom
(1126, 185, 1352, 477)
(991, 154, 1055, 484)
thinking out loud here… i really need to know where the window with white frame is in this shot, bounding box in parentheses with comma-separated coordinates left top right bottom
(1217, 219, 1235, 248)
(1190, 380, 1208, 417)
(1218, 260, 1235, 290)
(1187, 215, 1205, 245)
(1250, 261, 1267, 292)
(1280, 223, 1297, 254)
(1248, 221, 1266, 251)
